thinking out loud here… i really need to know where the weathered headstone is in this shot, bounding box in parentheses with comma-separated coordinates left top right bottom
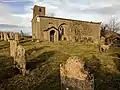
(60, 56, 93, 90)
(1, 32, 3, 40)
(10, 40, 26, 75)
(6, 33, 10, 41)
(9, 32, 14, 40)
(20, 30, 24, 37)
(15, 33, 20, 41)
(14, 45, 26, 76)
(36, 39, 40, 42)
(100, 37, 105, 45)
(10, 40, 18, 57)
(3, 32, 8, 41)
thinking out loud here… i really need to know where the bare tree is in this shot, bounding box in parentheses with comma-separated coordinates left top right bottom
(101, 17, 120, 37)
(101, 17, 120, 45)
(100, 24, 108, 37)
(107, 17, 120, 33)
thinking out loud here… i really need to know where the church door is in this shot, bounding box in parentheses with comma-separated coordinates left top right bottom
(50, 30, 55, 42)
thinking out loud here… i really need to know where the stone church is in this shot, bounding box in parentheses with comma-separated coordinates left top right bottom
(32, 5, 101, 43)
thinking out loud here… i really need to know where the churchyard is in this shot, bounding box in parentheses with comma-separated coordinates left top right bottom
(0, 36, 119, 90)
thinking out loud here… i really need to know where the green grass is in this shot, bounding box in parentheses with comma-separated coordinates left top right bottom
(0, 39, 120, 90)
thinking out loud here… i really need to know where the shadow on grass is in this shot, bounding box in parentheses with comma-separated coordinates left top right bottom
(0, 55, 19, 83)
(109, 52, 120, 58)
(113, 57, 120, 72)
(0, 51, 69, 90)
(24, 36, 32, 38)
(33, 68, 61, 90)
(19, 39, 32, 43)
(84, 55, 120, 90)
(0, 43, 9, 50)
(26, 51, 55, 71)
(26, 46, 51, 55)
(95, 71, 120, 90)
(1, 51, 120, 90)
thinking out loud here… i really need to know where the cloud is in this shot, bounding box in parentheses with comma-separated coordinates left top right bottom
(79, 5, 120, 15)
(0, 24, 24, 28)
(1, 0, 120, 34)
(33, 0, 120, 22)
(0, 1, 32, 33)
(0, 3, 21, 25)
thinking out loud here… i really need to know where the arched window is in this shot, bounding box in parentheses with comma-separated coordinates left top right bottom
(39, 8, 42, 12)
(59, 26, 64, 35)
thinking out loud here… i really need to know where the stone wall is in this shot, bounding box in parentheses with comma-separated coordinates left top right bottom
(60, 56, 94, 90)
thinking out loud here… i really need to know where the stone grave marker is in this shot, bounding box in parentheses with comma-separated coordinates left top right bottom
(60, 56, 94, 90)
(14, 45, 26, 76)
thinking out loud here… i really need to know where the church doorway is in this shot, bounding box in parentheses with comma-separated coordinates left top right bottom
(50, 30, 55, 42)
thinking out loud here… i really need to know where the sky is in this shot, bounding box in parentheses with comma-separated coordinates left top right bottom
(0, 0, 120, 34)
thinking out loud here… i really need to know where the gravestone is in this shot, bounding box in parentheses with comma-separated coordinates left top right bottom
(60, 56, 94, 90)
(1, 32, 3, 40)
(9, 32, 14, 40)
(14, 45, 26, 76)
(6, 33, 10, 41)
(100, 37, 105, 45)
(10, 40, 26, 75)
(10, 40, 18, 57)
(15, 33, 20, 41)
(36, 39, 40, 42)
(3, 32, 7, 41)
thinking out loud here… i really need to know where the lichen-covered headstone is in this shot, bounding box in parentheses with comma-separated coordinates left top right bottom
(10, 40, 18, 57)
(14, 45, 26, 76)
(60, 56, 93, 90)
(100, 37, 105, 45)
(3, 32, 8, 41)
(9, 40, 26, 75)
(6, 33, 10, 41)
(15, 33, 20, 41)
(1, 32, 3, 40)
(36, 40, 40, 42)
(9, 32, 14, 40)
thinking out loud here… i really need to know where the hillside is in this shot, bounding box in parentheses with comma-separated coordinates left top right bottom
(0, 39, 120, 90)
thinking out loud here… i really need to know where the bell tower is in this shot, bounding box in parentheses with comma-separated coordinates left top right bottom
(33, 5, 45, 18)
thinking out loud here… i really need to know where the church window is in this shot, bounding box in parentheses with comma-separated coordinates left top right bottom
(39, 8, 42, 12)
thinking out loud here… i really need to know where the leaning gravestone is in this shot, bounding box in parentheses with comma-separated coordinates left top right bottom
(9, 40, 26, 75)
(14, 45, 26, 76)
(60, 56, 94, 90)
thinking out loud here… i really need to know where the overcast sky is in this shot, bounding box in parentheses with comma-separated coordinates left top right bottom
(0, 0, 120, 33)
